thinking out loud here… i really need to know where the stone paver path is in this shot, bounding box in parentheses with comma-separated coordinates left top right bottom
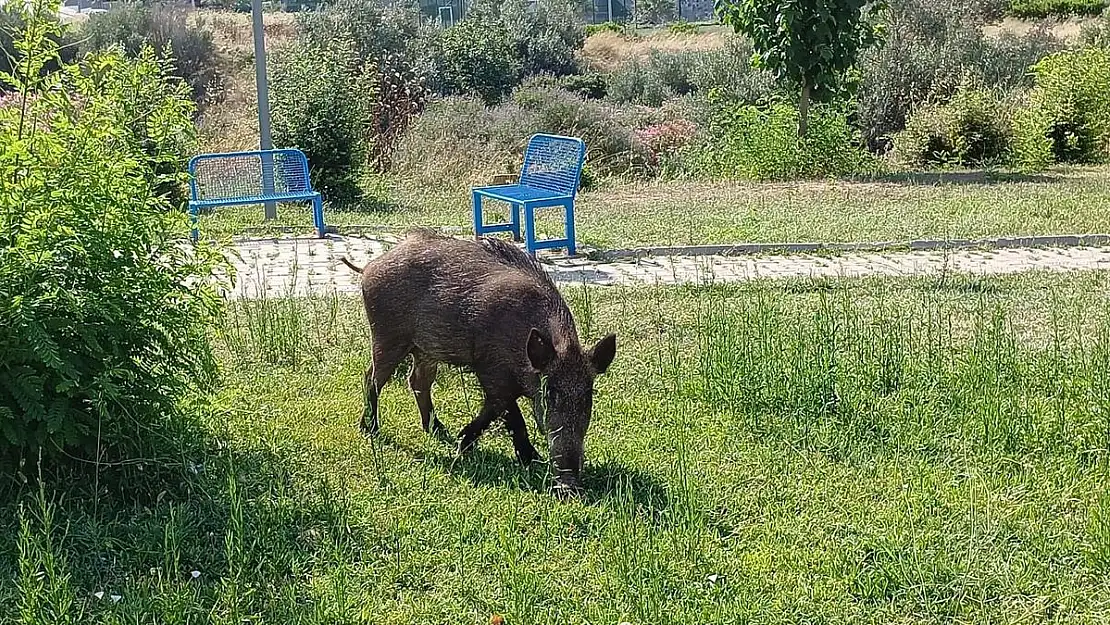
(228, 235, 1110, 299)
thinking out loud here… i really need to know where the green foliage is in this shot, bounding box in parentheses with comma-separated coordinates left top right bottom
(80, 3, 218, 106)
(295, 0, 433, 171)
(585, 20, 630, 36)
(857, 0, 1062, 151)
(1009, 0, 1106, 17)
(1012, 47, 1110, 169)
(893, 83, 1012, 167)
(637, 0, 677, 23)
(0, 3, 77, 80)
(692, 101, 873, 180)
(559, 72, 608, 99)
(668, 20, 701, 35)
(0, 13, 226, 458)
(500, 0, 586, 78)
(431, 18, 519, 105)
(392, 87, 651, 190)
(270, 38, 377, 204)
(717, 0, 886, 135)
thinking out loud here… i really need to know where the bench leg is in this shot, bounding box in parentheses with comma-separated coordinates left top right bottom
(472, 191, 484, 238)
(190, 202, 199, 243)
(313, 196, 326, 238)
(523, 202, 537, 257)
(564, 200, 576, 257)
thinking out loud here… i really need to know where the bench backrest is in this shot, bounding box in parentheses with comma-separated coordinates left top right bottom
(189, 149, 313, 202)
(519, 134, 586, 198)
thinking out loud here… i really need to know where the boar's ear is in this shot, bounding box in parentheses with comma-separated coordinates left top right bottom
(589, 333, 616, 375)
(527, 328, 555, 371)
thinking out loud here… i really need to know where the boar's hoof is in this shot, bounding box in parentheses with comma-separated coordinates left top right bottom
(429, 419, 451, 442)
(515, 444, 541, 466)
(358, 414, 379, 437)
(551, 482, 584, 499)
(456, 431, 479, 455)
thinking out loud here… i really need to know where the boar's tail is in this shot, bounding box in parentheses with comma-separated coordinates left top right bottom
(339, 257, 364, 273)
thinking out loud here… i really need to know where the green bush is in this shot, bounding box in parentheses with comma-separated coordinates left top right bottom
(606, 37, 777, 107)
(692, 101, 873, 180)
(857, 0, 1062, 151)
(431, 18, 519, 105)
(585, 21, 629, 37)
(270, 38, 376, 204)
(0, 4, 77, 80)
(80, 3, 218, 106)
(0, 18, 226, 459)
(295, 0, 434, 171)
(1012, 47, 1110, 168)
(393, 87, 651, 190)
(668, 20, 700, 35)
(893, 85, 1012, 167)
(501, 0, 585, 78)
(560, 72, 608, 99)
(1009, 0, 1106, 17)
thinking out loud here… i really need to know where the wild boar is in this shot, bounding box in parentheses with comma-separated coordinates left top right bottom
(341, 229, 616, 495)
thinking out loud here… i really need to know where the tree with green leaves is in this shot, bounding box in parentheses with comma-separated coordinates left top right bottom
(716, 0, 885, 137)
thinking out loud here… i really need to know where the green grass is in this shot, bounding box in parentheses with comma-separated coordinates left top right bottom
(4, 270, 1110, 622)
(201, 167, 1110, 251)
(1009, 0, 1107, 18)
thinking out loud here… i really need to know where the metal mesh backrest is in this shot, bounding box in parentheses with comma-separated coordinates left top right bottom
(519, 134, 585, 197)
(190, 150, 311, 201)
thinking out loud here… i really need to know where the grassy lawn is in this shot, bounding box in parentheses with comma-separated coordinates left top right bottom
(201, 167, 1110, 250)
(5, 270, 1110, 622)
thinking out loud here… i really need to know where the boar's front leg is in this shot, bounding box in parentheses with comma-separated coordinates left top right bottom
(456, 396, 504, 455)
(504, 402, 540, 466)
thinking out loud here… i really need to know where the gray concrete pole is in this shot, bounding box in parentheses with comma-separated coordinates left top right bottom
(252, 0, 277, 220)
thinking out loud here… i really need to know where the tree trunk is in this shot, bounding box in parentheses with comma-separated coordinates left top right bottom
(798, 76, 811, 139)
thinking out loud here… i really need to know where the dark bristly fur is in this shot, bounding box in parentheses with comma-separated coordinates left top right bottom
(350, 230, 616, 495)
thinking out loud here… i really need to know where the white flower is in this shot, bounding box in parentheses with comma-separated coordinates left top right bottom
(93, 591, 104, 600)
(191, 570, 201, 579)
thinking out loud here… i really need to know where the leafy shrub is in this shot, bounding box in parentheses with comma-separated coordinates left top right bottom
(0, 4, 77, 81)
(634, 118, 698, 174)
(893, 84, 1013, 167)
(431, 18, 519, 105)
(857, 0, 1062, 151)
(523, 72, 608, 99)
(668, 20, 700, 35)
(270, 38, 376, 204)
(0, 18, 225, 459)
(560, 72, 608, 99)
(500, 0, 585, 78)
(296, 0, 433, 170)
(607, 49, 699, 106)
(690, 36, 778, 104)
(1012, 47, 1110, 168)
(692, 101, 872, 180)
(393, 87, 651, 189)
(81, 2, 218, 106)
(585, 21, 629, 37)
(513, 85, 651, 176)
(636, 0, 677, 23)
(606, 36, 776, 107)
(1009, 0, 1106, 17)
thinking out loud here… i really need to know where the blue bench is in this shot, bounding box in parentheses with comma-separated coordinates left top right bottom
(472, 134, 586, 256)
(188, 148, 326, 241)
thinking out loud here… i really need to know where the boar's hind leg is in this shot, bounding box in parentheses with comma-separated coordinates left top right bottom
(408, 353, 446, 437)
(504, 403, 540, 466)
(360, 342, 410, 436)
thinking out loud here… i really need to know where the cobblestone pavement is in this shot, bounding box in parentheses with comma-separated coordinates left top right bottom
(228, 235, 1110, 299)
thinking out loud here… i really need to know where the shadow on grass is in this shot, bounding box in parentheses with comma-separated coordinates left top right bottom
(0, 418, 365, 619)
(873, 171, 1062, 186)
(375, 429, 670, 513)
